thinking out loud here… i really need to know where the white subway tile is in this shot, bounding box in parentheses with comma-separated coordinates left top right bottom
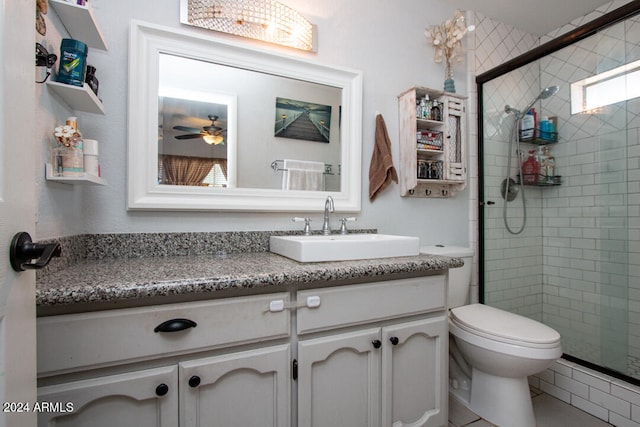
(590, 387, 631, 417)
(556, 373, 589, 399)
(571, 395, 610, 421)
(610, 413, 640, 427)
(540, 379, 571, 403)
(573, 370, 611, 393)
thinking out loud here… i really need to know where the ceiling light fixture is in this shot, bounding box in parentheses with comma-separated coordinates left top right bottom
(180, 0, 316, 51)
(203, 134, 224, 145)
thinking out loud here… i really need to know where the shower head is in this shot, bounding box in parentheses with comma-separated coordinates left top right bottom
(522, 85, 560, 115)
(505, 85, 560, 119)
(538, 85, 559, 100)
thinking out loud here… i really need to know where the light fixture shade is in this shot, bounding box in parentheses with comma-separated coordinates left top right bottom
(180, 0, 315, 51)
(203, 134, 224, 145)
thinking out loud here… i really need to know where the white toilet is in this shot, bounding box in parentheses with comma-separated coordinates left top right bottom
(421, 245, 562, 427)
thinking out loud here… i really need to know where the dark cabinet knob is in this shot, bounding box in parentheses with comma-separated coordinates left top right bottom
(155, 383, 169, 396)
(188, 375, 201, 388)
(372, 339, 382, 349)
(390, 337, 399, 345)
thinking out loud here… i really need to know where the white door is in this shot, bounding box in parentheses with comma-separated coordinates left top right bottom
(0, 1, 38, 426)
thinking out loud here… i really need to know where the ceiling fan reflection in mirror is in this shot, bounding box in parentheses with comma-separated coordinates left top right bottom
(173, 114, 226, 145)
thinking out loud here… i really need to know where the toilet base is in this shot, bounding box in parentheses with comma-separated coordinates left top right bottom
(467, 368, 535, 427)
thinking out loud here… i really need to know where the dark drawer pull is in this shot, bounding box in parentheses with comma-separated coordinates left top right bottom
(154, 318, 197, 333)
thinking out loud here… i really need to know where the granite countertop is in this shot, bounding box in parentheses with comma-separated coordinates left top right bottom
(36, 252, 462, 314)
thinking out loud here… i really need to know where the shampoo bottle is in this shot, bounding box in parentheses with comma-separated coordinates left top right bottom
(520, 111, 535, 140)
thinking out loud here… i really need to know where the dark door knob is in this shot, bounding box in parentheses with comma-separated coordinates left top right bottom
(155, 383, 169, 396)
(9, 232, 61, 272)
(372, 339, 382, 349)
(390, 337, 399, 345)
(188, 375, 201, 388)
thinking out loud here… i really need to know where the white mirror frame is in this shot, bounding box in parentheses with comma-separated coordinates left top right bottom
(127, 20, 363, 211)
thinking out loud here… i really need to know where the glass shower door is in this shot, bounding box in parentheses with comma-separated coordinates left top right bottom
(480, 17, 636, 381)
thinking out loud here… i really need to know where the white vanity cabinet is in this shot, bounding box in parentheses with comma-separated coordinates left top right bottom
(36, 293, 291, 427)
(37, 275, 448, 427)
(296, 276, 448, 427)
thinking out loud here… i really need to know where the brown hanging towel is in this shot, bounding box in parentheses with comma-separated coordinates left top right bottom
(369, 114, 398, 201)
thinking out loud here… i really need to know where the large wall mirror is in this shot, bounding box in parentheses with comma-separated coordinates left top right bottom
(127, 21, 363, 211)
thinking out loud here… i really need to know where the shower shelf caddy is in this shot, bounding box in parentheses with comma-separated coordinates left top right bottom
(519, 131, 558, 145)
(517, 174, 562, 187)
(398, 86, 467, 198)
(518, 126, 561, 186)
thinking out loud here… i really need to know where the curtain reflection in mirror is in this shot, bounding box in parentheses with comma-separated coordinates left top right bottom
(159, 155, 227, 186)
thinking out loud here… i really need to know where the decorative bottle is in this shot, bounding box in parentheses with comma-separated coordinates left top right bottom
(53, 117, 84, 177)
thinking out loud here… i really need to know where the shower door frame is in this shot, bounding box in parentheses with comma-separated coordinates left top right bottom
(476, 0, 640, 387)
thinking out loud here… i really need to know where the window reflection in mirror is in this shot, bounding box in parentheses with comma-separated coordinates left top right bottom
(157, 53, 342, 192)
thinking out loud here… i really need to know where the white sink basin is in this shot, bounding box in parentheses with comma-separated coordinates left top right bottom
(269, 234, 420, 262)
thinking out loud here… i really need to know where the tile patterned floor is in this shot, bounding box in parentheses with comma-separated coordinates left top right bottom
(449, 389, 614, 427)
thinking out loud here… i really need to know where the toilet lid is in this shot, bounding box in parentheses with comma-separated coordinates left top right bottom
(450, 304, 561, 347)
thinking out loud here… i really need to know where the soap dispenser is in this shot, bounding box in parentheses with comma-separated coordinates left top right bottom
(522, 150, 539, 184)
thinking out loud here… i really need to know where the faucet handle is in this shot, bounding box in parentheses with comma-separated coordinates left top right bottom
(292, 217, 312, 235)
(338, 217, 356, 234)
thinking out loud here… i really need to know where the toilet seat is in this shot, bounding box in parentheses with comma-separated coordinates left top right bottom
(450, 304, 561, 349)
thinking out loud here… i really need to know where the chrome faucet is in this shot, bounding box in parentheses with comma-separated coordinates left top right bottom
(321, 196, 335, 235)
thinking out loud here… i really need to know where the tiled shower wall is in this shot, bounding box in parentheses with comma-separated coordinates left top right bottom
(466, 12, 542, 316)
(467, 1, 640, 425)
(537, 11, 640, 377)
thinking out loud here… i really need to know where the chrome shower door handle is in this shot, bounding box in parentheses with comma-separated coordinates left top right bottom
(9, 232, 62, 272)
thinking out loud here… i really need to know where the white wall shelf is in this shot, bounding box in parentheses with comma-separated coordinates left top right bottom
(49, 0, 108, 50)
(47, 81, 104, 115)
(45, 163, 106, 186)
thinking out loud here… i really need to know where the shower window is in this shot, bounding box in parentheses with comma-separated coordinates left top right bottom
(571, 59, 640, 114)
(477, 3, 640, 385)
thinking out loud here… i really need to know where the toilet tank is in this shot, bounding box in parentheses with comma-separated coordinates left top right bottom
(420, 245, 475, 308)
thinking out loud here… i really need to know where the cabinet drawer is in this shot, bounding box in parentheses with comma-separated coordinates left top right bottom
(38, 293, 290, 376)
(297, 276, 445, 335)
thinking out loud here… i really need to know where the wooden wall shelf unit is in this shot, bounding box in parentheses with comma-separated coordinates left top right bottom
(398, 87, 467, 198)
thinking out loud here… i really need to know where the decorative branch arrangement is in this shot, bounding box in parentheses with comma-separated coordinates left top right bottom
(424, 9, 474, 92)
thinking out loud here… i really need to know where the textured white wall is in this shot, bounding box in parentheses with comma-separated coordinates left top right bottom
(35, 0, 470, 247)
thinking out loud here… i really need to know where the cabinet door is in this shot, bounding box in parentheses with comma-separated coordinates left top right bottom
(180, 344, 290, 427)
(381, 317, 448, 427)
(297, 328, 381, 427)
(37, 365, 178, 427)
(443, 95, 466, 182)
